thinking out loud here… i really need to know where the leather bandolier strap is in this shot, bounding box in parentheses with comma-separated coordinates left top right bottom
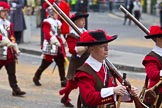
(76, 64, 116, 108)
(67, 50, 89, 80)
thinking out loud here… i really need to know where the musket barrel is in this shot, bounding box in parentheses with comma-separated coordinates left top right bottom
(44, 0, 81, 37)
(119, 5, 149, 35)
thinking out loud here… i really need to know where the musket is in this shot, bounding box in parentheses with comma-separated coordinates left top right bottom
(105, 59, 149, 108)
(44, 0, 81, 38)
(117, 73, 126, 108)
(119, 5, 149, 35)
(44, 1, 148, 107)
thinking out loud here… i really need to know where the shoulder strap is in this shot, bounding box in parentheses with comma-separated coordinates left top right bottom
(148, 51, 162, 66)
(144, 75, 148, 88)
(67, 33, 79, 39)
(77, 64, 103, 108)
(77, 64, 104, 91)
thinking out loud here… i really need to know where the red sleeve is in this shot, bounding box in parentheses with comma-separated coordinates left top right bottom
(142, 55, 161, 80)
(0, 35, 2, 40)
(59, 1, 70, 34)
(75, 71, 114, 106)
(9, 23, 16, 43)
(9, 23, 15, 37)
(66, 34, 78, 55)
(59, 1, 70, 17)
(42, 22, 52, 41)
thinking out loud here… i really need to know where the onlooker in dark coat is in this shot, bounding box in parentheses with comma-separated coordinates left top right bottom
(132, 0, 142, 21)
(123, 0, 134, 25)
(158, 0, 162, 27)
(9, 0, 26, 44)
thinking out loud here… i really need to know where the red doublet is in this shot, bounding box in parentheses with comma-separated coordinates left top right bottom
(42, 21, 66, 62)
(59, 0, 70, 35)
(0, 22, 16, 65)
(0, 35, 2, 40)
(66, 35, 78, 55)
(75, 63, 116, 106)
(143, 55, 162, 92)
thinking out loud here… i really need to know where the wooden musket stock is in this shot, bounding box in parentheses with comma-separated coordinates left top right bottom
(105, 59, 149, 108)
(119, 5, 149, 35)
(44, 1, 148, 107)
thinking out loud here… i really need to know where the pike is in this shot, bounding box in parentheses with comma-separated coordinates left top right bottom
(44, 0, 148, 107)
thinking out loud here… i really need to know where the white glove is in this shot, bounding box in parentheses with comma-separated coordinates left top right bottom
(60, 34, 66, 44)
(1, 36, 13, 47)
(50, 36, 61, 46)
(13, 43, 21, 56)
(75, 46, 88, 56)
(11, 3, 17, 8)
(160, 70, 162, 77)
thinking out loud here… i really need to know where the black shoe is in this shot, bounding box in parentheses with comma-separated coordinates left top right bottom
(33, 77, 41, 86)
(61, 97, 74, 107)
(12, 88, 26, 96)
(61, 80, 67, 87)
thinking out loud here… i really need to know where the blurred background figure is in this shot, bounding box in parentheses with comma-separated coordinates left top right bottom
(89, 0, 99, 12)
(123, 0, 134, 25)
(132, 0, 142, 21)
(35, 0, 41, 27)
(76, 0, 88, 13)
(158, 0, 162, 27)
(31, 0, 36, 15)
(9, 0, 26, 44)
(109, 0, 113, 13)
(70, 0, 77, 12)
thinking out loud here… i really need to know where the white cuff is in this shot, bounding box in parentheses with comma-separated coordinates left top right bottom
(75, 46, 78, 53)
(101, 87, 114, 98)
(74, 46, 81, 57)
(160, 70, 162, 77)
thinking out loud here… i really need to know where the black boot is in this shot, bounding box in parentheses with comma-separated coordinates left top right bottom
(33, 77, 41, 86)
(33, 59, 52, 86)
(12, 87, 26, 96)
(61, 79, 67, 87)
(54, 54, 67, 87)
(61, 96, 74, 107)
(5, 61, 25, 96)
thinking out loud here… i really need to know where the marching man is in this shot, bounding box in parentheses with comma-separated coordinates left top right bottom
(0, 1, 25, 96)
(59, 12, 89, 107)
(142, 25, 162, 108)
(33, 0, 67, 87)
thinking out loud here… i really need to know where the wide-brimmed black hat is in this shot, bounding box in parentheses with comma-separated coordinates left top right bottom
(70, 12, 89, 22)
(144, 25, 162, 39)
(77, 30, 117, 46)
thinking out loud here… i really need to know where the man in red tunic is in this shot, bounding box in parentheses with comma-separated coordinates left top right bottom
(59, 12, 89, 107)
(0, 1, 26, 96)
(33, 0, 67, 87)
(75, 30, 138, 107)
(142, 25, 162, 108)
